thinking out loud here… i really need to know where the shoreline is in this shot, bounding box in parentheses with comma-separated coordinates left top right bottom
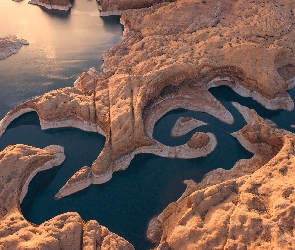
(28, 0, 72, 11)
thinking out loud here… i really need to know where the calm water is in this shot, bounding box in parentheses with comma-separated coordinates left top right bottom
(1, 1, 295, 249)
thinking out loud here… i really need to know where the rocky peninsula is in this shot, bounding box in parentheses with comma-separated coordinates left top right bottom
(0, 144, 133, 249)
(171, 117, 207, 137)
(148, 104, 295, 249)
(1, 0, 295, 248)
(0, 36, 29, 60)
(28, 0, 72, 11)
(1, 0, 295, 198)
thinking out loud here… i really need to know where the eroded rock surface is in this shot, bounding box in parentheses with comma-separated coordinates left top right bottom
(1, 0, 295, 198)
(0, 36, 29, 60)
(29, 0, 72, 10)
(98, 0, 174, 16)
(150, 105, 295, 249)
(0, 144, 134, 250)
(171, 117, 207, 137)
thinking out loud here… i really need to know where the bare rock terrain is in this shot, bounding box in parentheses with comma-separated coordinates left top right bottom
(2, 0, 295, 199)
(2, 1, 295, 248)
(98, 0, 174, 16)
(0, 144, 134, 250)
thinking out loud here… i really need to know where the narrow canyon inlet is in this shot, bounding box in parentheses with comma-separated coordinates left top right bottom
(1, 0, 295, 249)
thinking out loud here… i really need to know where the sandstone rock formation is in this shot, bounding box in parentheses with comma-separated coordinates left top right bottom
(0, 144, 134, 250)
(171, 117, 207, 137)
(1, 0, 295, 199)
(0, 36, 29, 60)
(148, 104, 295, 249)
(98, 0, 174, 16)
(29, 0, 71, 11)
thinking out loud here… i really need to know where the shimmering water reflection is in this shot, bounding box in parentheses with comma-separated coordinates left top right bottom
(0, 0, 122, 118)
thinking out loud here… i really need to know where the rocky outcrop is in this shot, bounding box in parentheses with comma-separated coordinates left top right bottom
(0, 144, 134, 250)
(98, 0, 174, 16)
(149, 104, 295, 249)
(0, 36, 29, 60)
(171, 117, 207, 137)
(29, 0, 71, 11)
(1, 0, 295, 198)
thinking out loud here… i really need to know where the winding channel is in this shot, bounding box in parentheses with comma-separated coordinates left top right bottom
(1, 1, 295, 249)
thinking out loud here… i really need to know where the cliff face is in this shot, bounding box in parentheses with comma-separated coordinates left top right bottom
(0, 144, 134, 250)
(28, 0, 72, 11)
(150, 105, 295, 249)
(98, 0, 175, 16)
(1, 0, 295, 198)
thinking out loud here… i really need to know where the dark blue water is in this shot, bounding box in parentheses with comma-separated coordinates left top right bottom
(1, 1, 295, 249)
(4, 85, 293, 249)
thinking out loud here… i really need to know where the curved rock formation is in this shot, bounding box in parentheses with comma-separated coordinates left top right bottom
(28, 0, 71, 11)
(149, 104, 295, 249)
(171, 117, 207, 137)
(0, 36, 29, 60)
(1, 0, 295, 198)
(0, 144, 134, 249)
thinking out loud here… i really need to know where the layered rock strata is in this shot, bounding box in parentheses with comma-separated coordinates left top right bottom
(1, 0, 295, 198)
(0, 144, 134, 250)
(0, 36, 29, 60)
(148, 104, 295, 249)
(28, 0, 72, 11)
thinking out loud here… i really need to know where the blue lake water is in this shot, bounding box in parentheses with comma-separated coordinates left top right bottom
(1, 1, 295, 249)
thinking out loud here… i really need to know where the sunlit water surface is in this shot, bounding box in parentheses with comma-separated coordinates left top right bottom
(1, 1, 295, 249)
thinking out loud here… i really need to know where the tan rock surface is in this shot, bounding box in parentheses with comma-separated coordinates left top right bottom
(0, 144, 134, 250)
(171, 117, 207, 137)
(150, 105, 295, 249)
(28, 0, 72, 10)
(1, 0, 295, 198)
(98, 0, 174, 16)
(0, 36, 29, 60)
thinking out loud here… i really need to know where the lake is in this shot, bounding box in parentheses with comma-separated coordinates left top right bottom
(1, 1, 295, 249)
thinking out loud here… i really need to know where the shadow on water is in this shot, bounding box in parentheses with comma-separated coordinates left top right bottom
(101, 15, 124, 32)
(39, 6, 72, 19)
(4, 85, 295, 249)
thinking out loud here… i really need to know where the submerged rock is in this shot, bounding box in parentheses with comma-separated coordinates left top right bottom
(0, 36, 29, 60)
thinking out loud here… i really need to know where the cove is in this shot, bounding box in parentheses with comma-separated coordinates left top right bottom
(1, 1, 295, 249)
(0, 85, 258, 249)
(2, 86, 295, 249)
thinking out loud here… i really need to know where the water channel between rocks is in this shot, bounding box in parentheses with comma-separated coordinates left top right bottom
(1, 0, 295, 249)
